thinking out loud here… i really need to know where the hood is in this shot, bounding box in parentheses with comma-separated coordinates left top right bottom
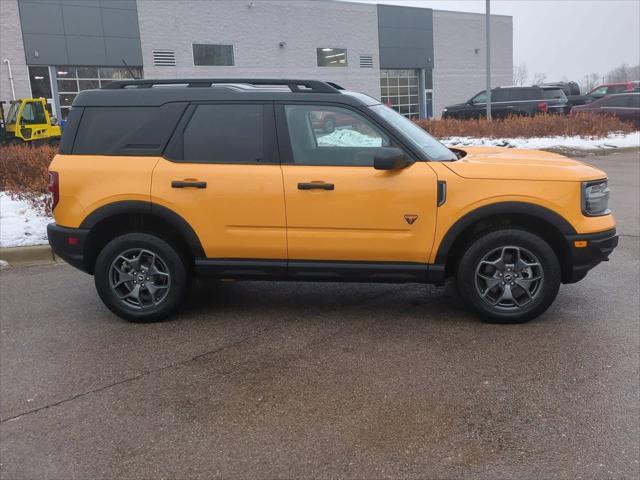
(444, 102, 469, 110)
(444, 147, 607, 182)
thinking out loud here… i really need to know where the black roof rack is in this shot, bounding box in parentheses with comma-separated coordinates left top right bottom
(102, 78, 341, 93)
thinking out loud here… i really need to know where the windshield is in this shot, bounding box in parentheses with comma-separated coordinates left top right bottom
(370, 104, 456, 161)
(6, 102, 19, 125)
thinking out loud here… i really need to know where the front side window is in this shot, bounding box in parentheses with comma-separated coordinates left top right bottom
(183, 104, 264, 163)
(284, 105, 390, 166)
(470, 91, 487, 104)
(605, 96, 628, 107)
(590, 86, 608, 98)
(193, 44, 234, 66)
(6, 103, 19, 124)
(317, 48, 347, 67)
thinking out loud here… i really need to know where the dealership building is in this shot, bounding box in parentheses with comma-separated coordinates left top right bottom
(0, 0, 512, 120)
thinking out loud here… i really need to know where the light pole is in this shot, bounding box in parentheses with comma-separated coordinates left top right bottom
(486, 0, 492, 121)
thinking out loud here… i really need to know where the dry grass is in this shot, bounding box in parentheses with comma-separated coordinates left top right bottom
(0, 144, 57, 215)
(416, 113, 636, 139)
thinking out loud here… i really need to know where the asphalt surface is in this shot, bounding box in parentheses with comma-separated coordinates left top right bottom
(1, 151, 639, 480)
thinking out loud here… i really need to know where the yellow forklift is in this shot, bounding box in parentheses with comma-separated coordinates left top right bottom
(0, 98, 61, 146)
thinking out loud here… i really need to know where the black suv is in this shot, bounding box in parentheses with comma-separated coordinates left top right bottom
(442, 86, 568, 119)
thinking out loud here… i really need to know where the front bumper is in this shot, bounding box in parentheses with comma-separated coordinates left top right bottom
(564, 228, 618, 283)
(47, 223, 90, 273)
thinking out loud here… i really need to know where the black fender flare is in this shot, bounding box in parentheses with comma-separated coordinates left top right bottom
(79, 200, 205, 258)
(434, 201, 577, 266)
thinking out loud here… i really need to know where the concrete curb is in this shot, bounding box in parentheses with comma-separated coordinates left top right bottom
(0, 245, 60, 267)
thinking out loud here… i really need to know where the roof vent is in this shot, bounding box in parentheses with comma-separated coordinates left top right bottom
(153, 50, 176, 67)
(359, 55, 374, 68)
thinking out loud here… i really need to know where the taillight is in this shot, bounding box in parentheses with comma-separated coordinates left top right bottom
(48, 171, 59, 211)
(537, 101, 548, 113)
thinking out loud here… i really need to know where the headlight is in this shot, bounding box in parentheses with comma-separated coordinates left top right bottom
(582, 179, 610, 216)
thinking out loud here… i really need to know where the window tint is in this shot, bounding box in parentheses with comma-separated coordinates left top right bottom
(590, 86, 608, 97)
(516, 88, 540, 101)
(183, 104, 264, 163)
(285, 105, 390, 166)
(193, 44, 234, 66)
(21, 102, 47, 124)
(72, 103, 186, 156)
(317, 48, 348, 67)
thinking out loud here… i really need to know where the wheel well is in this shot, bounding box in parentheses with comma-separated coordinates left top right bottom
(83, 213, 195, 274)
(443, 214, 571, 281)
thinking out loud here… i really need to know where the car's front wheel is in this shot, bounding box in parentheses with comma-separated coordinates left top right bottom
(456, 229, 561, 323)
(94, 233, 189, 322)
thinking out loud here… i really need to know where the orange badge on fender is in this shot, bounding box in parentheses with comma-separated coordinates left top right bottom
(404, 215, 418, 225)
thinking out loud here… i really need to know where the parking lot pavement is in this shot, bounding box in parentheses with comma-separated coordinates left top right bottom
(1, 152, 638, 480)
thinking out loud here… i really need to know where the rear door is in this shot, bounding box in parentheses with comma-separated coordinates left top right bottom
(277, 103, 438, 265)
(151, 102, 287, 261)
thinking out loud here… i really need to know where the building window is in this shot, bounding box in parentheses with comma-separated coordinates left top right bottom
(192, 44, 234, 66)
(317, 48, 347, 67)
(55, 66, 142, 120)
(380, 69, 420, 119)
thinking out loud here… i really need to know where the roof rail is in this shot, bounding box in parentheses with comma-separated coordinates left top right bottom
(102, 78, 341, 93)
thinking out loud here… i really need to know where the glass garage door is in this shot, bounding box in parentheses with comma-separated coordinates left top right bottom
(55, 66, 143, 120)
(380, 69, 420, 119)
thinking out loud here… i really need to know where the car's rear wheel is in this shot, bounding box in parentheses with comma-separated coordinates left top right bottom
(94, 233, 189, 322)
(456, 229, 561, 323)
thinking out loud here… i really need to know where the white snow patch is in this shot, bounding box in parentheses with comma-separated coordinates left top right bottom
(0, 193, 51, 248)
(317, 129, 383, 147)
(442, 131, 640, 150)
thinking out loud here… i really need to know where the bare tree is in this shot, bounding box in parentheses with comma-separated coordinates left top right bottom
(531, 72, 547, 85)
(580, 73, 600, 93)
(513, 63, 528, 86)
(606, 63, 639, 82)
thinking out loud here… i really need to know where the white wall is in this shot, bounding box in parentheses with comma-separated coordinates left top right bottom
(432, 10, 513, 117)
(136, 0, 381, 98)
(0, 0, 31, 102)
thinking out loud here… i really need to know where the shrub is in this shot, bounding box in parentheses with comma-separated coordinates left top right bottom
(416, 113, 636, 139)
(0, 144, 57, 215)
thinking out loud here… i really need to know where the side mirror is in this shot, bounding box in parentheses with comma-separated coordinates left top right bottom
(50, 116, 58, 126)
(374, 147, 412, 171)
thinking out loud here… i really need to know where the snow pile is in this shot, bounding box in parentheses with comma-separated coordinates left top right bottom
(317, 129, 383, 147)
(443, 131, 640, 150)
(0, 193, 51, 247)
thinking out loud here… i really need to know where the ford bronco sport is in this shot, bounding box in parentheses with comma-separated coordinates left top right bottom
(47, 79, 618, 323)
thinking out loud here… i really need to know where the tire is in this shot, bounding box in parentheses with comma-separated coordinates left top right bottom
(94, 233, 189, 322)
(323, 117, 336, 133)
(456, 229, 561, 324)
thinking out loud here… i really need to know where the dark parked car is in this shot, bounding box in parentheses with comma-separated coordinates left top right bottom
(570, 93, 640, 127)
(442, 86, 568, 119)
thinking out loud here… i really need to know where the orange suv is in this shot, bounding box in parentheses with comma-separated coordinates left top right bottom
(47, 79, 618, 323)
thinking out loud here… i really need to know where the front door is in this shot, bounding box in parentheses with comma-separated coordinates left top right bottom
(151, 102, 287, 261)
(278, 104, 438, 265)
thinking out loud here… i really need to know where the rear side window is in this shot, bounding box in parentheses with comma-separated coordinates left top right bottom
(182, 104, 266, 164)
(492, 89, 511, 102)
(72, 103, 187, 156)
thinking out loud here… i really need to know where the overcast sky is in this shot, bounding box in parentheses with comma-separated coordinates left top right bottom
(348, 0, 640, 83)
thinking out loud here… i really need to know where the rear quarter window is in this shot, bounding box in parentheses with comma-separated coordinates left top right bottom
(72, 103, 187, 156)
